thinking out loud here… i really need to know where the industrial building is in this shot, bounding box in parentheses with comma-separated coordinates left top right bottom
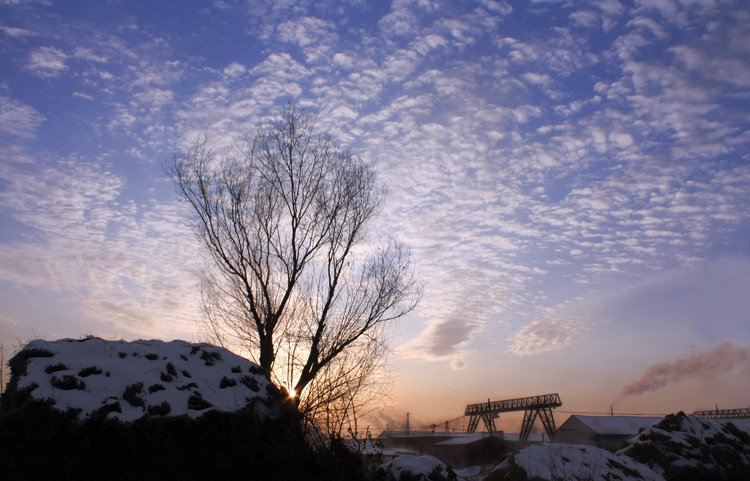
(550, 415, 662, 452)
(376, 431, 514, 469)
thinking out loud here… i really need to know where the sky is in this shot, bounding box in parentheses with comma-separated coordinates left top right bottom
(1, 0, 749, 432)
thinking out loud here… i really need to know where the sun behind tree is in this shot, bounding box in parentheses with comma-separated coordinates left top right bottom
(165, 104, 421, 436)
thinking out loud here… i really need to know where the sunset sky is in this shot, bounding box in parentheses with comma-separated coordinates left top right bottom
(1, 0, 749, 432)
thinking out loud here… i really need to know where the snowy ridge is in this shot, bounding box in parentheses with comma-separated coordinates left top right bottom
(493, 443, 662, 481)
(11, 337, 278, 422)
(384, 454, 461, 481)
(488, 413, 750, 481)
(619, 413, 750, 479)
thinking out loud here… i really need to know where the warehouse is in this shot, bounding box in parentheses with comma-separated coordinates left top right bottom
(550, 415, 662, 452)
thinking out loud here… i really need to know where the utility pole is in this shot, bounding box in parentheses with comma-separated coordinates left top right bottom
(406, 412, 410, 436)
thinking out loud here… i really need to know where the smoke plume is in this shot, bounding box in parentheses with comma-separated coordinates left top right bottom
(620, 343, 750, 397)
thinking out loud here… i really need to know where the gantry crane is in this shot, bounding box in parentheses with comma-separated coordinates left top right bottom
(465, 393, 562, 441)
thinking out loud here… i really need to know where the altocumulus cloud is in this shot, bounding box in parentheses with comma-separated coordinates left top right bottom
(0, 0, 748, 381)
(26, 46, 68, 78)
(0, 155, 200, 338)
(0, 96, 44, 138)
(508, 318, 586, 357)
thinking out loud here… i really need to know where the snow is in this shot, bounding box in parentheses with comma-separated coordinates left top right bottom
(496, 443, 663, 481)
(454, 465, 483, 478)
(384, 454, 460, 481)
(503, 432, 545, 442)
(618, 413, 750, 477)
(491, 413, 750, 480)
(384, 430, 439, 437)
(432, 434, 493, 445)
(14, 337, 277, 422)
(573, 415, 662, 435)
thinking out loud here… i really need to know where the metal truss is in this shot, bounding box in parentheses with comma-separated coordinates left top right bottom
(465, 393, 562, 440)
(693, 408, 750, 419)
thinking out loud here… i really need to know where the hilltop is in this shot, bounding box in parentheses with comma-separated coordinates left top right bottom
(2, 337, 280, 421)
(0, 337, 373, 481)
(485, 413, 750, 481)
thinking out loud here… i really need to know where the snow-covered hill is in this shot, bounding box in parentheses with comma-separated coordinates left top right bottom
(4, 336, 280, 421)
(485, 413, 750, 481)
(487, 442, 662, 481)
(0, 337, 332, 480)
(620, 412, 750, 480)
(384, 454, 462, 481)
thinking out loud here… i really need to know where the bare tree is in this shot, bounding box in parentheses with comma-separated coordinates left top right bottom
(0, 344, 6, 395)
(166, 105, 420, 429)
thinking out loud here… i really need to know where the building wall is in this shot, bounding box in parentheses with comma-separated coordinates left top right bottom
(429, 437, 511, 469)
(378, 434, 454, 455)
(551, 417, 598, 447)
(377, 433, 512, 469)
(551, 417, 643, 452)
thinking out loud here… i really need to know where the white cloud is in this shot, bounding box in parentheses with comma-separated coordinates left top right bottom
(410, 34, 448, 55)
(2, 0, 748, 376)
(276, 16, 334, 47)
(437, 18, 476, 45)
(332, 52, 355, 69)
(671, 45, 750, 88)
(609, 131, 633, 148)
(223, 62, 246, 77)
(378, 6, 418, 37)
(250, 52, 311, 79)
(508, 317, 585, 356)
(521, 72, 552, 87)
(27, 46, 68, 78)
(479, 0, 512, 15)
(626, 16, 668, 39)
(134, 87, 174, 112)
(72, 92, 94, 101)
(0, 156, 200, 338)
(0, 25, 37, 37)
(570, 10, 600, 29)
(0, 96, 44, 137)
(72, 47, 108, 63)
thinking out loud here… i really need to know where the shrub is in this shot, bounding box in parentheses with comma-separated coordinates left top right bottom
(51, 375, 86, 390)
(0, 400, 331, 481)
(148, 384, 165, 394)
(187, 395, 212, 411)
(220, 377, 237, 388)
(45, 363, 68, 374)
(122, 383, 145, 407)
(78, 366, 102, 377)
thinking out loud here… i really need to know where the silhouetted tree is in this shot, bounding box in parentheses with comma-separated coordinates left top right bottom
(166, 104, 420, 432)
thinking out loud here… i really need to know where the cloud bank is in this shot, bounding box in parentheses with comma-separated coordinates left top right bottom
(0, 0, 748, 367)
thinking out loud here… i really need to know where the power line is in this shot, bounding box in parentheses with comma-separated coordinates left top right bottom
(370, 407, 673, 434)
(556, 410, 668, 416)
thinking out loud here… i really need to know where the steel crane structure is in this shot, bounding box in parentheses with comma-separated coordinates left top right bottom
(464, 393, 562, 441)
(693, 407, 750, 419)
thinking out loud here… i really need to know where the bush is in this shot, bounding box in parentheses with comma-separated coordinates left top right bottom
(0, 399, 365, 481)
(0, 339, 388, 481)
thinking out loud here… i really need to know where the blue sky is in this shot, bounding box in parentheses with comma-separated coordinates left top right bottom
(1, 0, 749, 428)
